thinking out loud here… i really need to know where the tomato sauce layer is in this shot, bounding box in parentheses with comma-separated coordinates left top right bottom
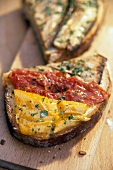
(9, 69, 109, 105)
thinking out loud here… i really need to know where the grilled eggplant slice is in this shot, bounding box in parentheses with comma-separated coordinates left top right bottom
(23, 0, 104, 63)
(2, 54, 111, 147)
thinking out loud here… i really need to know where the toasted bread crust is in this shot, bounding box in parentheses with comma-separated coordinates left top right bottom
(3, 54, 111, 147)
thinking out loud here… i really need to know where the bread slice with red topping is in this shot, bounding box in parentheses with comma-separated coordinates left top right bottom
(2, 54, 111, 147)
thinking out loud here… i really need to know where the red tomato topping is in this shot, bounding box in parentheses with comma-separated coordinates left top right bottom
(9, 69, 109, 105)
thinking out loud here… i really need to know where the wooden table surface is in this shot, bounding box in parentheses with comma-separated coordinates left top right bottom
(0, 0, 113, 170)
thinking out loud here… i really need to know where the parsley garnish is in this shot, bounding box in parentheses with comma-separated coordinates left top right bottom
(64, 120, 66, 124)
(57, 100, 61, 104)
(70, 30, 74, 35)
(35, 104, 39, 108)
(49, 133, 54, 137)
(19, 108, 23, 111)
(40, 110, 48, 118)
(21, 86, 25, 91)
(60, 67, 66, 74)
(60, 110, 65, 114)
(32, 128, 34, 132)
(55, 83, 59, 87)
(59, 96, 65, 100)
(41, 98, 45, 102)
(68, 115, 74, 120)
(31, 112, 38, 117)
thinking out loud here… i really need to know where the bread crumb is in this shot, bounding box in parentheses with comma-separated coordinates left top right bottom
(78, 151, 86, 156)
(0, 139, 6, 145)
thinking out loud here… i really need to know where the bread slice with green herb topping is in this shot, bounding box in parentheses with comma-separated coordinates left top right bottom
(23, 0, 105, 63)
(2, 54, 111, 147)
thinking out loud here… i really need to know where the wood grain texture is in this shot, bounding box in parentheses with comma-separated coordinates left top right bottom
(0, 0, 113, 169)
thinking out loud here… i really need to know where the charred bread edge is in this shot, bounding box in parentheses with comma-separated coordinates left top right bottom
(22, 0, 105, 63)
(4, 63, 111, 147)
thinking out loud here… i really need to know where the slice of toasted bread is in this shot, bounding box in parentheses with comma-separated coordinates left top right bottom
(2, 54, 111, 147)
(23, 0, 105, 63)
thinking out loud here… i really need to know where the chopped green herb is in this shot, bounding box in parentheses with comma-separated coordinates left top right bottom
(31, 112, 38, 117)
(56, 0, 63, 6)
(57, 39, 63, 43)
(36, 120, 40, 122)
(47, 125, 51, 128)
(39, 68, 44, 72)
(60, 110, 66, 114)
(21, 86, 25, 91)
(59, 96, 65, 100)
(74, 90, 80, 95)
(17, 117, 20, 121)
(54, 11, 61, 15)
(32, 128, 34, 132)
(49, 133, 54, 137)
(55, 83, 59, 87)
(54, 109, 57, 113)
(35, 104, 39, 108)
(41, 98, 45, 102)
(57, 100, 61, 104)
(82, 1, 98, 7)
(68, 115, 74, 120)
(70, 30, 74, 35)
(71, 66, 83, 76)
(19, 108, 23, 111)
(84, 67, 91, 71)
(40, 110, 48, 118)
(86, 20, 93, 24)
(45, 6, 52, 16)
(37, 17, 41, 20)
(51, 126, 55, 131)
(64, 120, 66, 124)
(60, 67, 66, 74)
(66, 64, 71, 70)
(78, 59, 85, 63)
(39, 22, 46, 31)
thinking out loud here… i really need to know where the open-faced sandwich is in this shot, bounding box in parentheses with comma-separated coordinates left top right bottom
(23, 0, 105, 63)
(2, 54, 111, 147)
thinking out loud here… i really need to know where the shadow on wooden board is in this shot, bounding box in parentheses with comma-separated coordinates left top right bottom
(0, 8, 27, 75)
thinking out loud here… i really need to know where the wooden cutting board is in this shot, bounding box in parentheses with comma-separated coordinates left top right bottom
(0, 0, 113, 169)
